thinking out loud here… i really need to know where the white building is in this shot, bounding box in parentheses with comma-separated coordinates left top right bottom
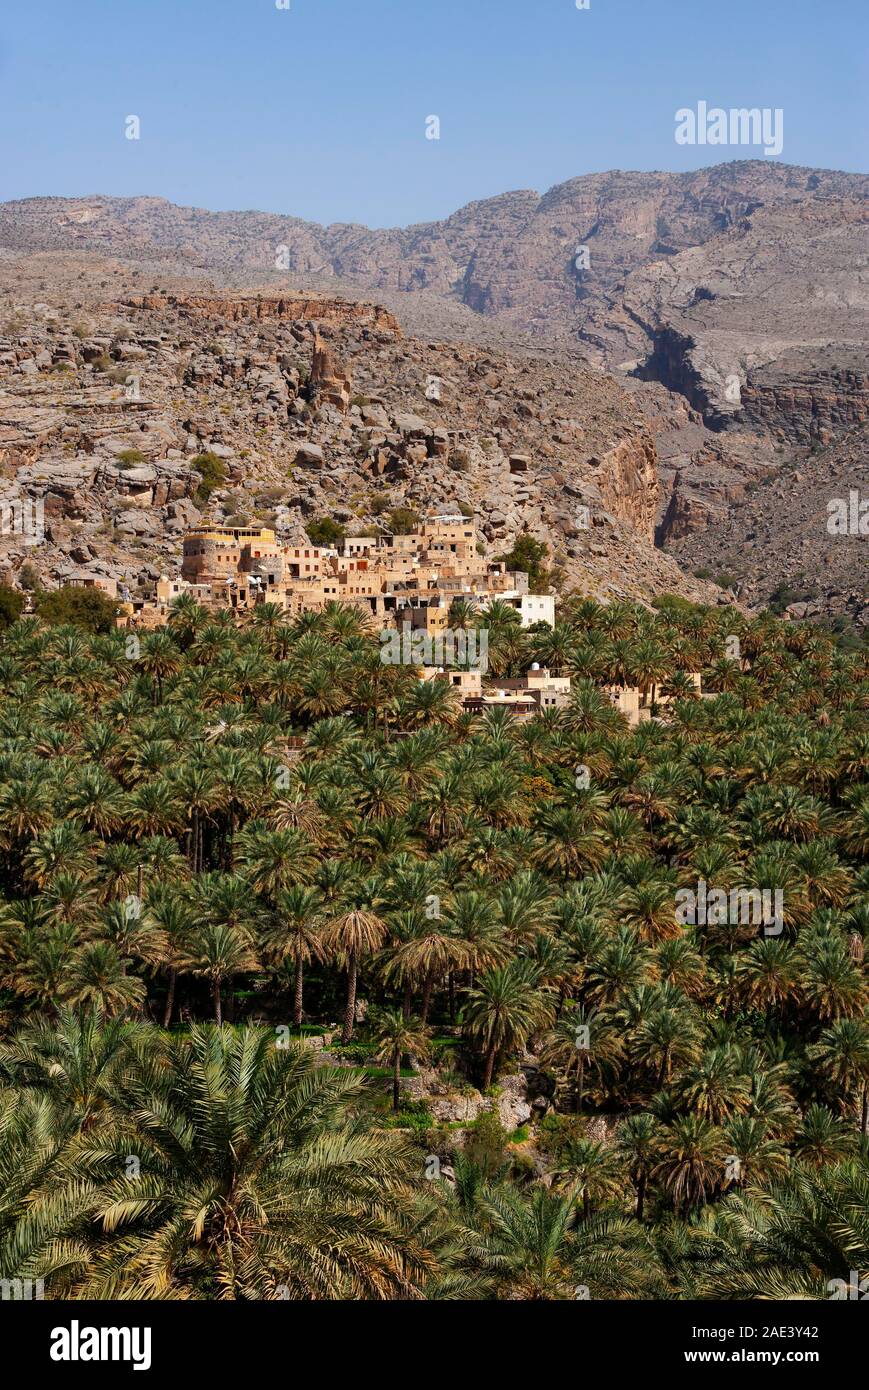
(509, 593, 555, 628)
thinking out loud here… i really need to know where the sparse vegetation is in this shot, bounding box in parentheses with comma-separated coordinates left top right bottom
(306, 517, 346, 546)
(388, 506, 422, 535)
(496, 535, 549, 591)
(191, 451, 228, 502)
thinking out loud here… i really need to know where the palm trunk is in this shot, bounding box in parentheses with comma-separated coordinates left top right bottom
(393, 1051, 401, 1112)
(213, 977, 222, 1026)
(402, 980, 412, 1021)
(483, 1040, 497, 1090)
(293, 950, 304, 1029)
(657, 1048, 669, 1090)
(342, 950, 357, 1044)
(862, 1085, 868, 1136)
(448, 971, 456, 1024)
(636, 1173, 646, 1223)
(163, 966, 176, 1028)
(420, 968, 435, 1025)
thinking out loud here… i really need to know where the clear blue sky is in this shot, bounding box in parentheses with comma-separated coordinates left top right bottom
(0, 0, 865, 228)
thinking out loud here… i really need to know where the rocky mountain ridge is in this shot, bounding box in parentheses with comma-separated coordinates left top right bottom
(0, 265, 726, 610)
(1, 162, 866, 625)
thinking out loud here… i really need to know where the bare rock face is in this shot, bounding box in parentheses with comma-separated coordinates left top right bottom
(307, 333, 352, 414)
(0, 396, 67, 467)
(3, 162, 865, 623)
(740, 351, 869, 445)
(670, 422, 869, 630)
(593, 435, 660, 541)
(0, 253, 727, 610)
(121, 292, 401, 338)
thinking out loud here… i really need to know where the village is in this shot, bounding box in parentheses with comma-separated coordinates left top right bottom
(73, 508, 701, 726)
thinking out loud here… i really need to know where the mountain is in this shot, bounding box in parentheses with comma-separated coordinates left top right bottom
(0, 263, 724, 610)
(670, 422, 869, 630)
(2, 162, 866, 371)
(1, 163, 866, 626)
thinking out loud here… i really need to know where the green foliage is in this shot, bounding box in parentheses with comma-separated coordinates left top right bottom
(306, 517, 346, 546)
(115, 448, 146, 468)
(387, 507, 422, 535)
(192, 452, 228, 502)
(0, 593, 867, 1301)
(465, 1109, 511, 1178)
(495, 535, 549, 590)
(767, 577, 819, 615)
(0, 584, 24, 630)
(17, 563, 40, 593)
(652, 592, 695, 613)
(34, 585, 118, 633)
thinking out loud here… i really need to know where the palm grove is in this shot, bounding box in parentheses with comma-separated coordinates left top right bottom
(0, 589, 868, 1300)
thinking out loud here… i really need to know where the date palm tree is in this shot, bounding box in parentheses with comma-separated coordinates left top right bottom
(322, 901, 389, 1044)
(653, 1114, 726, 1214)
(181, 905, 259, 1026)
(137, 630, 182, 705)
(466, 1183, 658, 1300)
(66, 942, 146, 1017)
(144, 888, 195, 1028)
(235, 824, 317, 899)
(541, 1004, 623, 1114)
(0, 1006, 142, 1131)
(371, 1010, 431, 1110)
(704, 1162, 869, 1299)
(63, 1026, 440, 1299)
(463, 961, 553, 1090)
(260, 885, 325, 1029)
(615, 1113, 662, 1221)
(811, 1017, 869, 1134)
(0, 1089, 90, 1298)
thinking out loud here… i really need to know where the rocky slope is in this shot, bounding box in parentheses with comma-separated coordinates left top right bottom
(0, 260, 727, 609)
(1, 162, 865, 622)
(2, 164, 865, 391)
(670, 423, 869, 632)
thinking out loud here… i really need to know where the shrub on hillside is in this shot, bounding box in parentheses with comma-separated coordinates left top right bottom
(35, 585, 118, 634)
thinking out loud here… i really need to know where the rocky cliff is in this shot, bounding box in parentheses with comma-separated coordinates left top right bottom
(0, 255, 724, 611)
